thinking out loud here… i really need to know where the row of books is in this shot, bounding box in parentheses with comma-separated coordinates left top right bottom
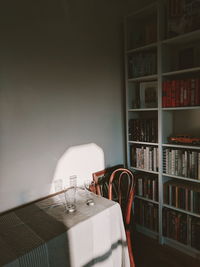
(128, 52, 157, 78)
(130, 21, 157, 49)
(163, 208, 200, 250)
(162, 79, 200, 108)
(131, 145, 159, 172)
(129, 118, 158, 143)
(136, 173, 158, 201)
(163, 208, 187, 244)
(163, 148, 200, 179)
(167, 0, 200, 38)
(134, 199, 158, 232)
(164, 180, 200, 214)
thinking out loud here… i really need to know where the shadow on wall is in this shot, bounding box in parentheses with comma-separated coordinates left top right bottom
(51, 143, 105, 193)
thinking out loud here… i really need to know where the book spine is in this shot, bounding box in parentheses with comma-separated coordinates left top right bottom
(171, 80, 176, 107)
(152, 179, 156, 201)
(183, 80, 188, 106)
(180, 80, 184, 106)
(169, 184, 172, 206)
(169, 150, 172, 175)
(185, 188, 188, 211)
(175, 80, 180, 107)
(166, 81, 172, 107)
(153, 147, 157, 172)
(175, 185, 179, 208)
(165, 149, 169, 174)
(190, 78, 195, 106)
(175, 149, 178, 176)
(171, 149, 175, 175)
(190, 190, 194, 213)
(187, 216, 192, 246)
(146, 146, 150, 170)
(149, 148, 152, 171)
(198, 153, 200, 180)
(138, 178, 143, 196)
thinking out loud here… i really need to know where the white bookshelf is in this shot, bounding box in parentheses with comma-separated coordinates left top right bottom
(125, 0, 200, 258)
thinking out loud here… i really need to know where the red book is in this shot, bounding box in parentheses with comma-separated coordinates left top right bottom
(187, 79, 192, 106)
(183, 79, 189, 106)
(190, 78, 195, 106)
(175, 80, 180, 107)
(166, 80, 172, 107)
(195, 78, 200, 106)
(171, 80, 176, 107)
(179, 80, 184, 106)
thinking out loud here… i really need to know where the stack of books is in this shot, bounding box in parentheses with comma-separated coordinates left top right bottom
(167, 0, 200, 38)
(163, 208, 187, 244)
(128, 52, 157, 78)
(163, 148, 200, 179)
(162, 78, 200, 108)
(164, 180, 200, 214)
(136, 173, 158, 201)
(129, 118, 158, 142)
(131, 145, 159, 172)
(163, 208, 200, 250)
(135, 198, 158, 232)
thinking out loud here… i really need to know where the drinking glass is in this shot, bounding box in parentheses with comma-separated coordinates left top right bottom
(84, 179, 95, 206)
(54, 179, 63, 193)
(65, 186, 76, 212)
(63, 175, 77, 213)
(69, 175, 77, 188)
(53, 179, 65, 207)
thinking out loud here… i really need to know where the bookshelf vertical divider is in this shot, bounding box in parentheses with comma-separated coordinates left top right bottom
(125, 0, 200, 258)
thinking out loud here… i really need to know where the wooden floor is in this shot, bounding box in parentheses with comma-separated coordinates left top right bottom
(132, 232, 200, 267)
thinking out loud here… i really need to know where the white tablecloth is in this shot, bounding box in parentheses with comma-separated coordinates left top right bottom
(66, 197, 130, 267)
(0, 189, 130, 267)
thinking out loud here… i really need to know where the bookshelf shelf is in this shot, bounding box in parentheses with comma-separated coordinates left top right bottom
(128, 108, 158, 111)
(125, 0, 200, 258)
(135, 195, 159, 205)
(162, 173, 200, 184)
(163, 204, 200, 219)
(129, 141, 158, 146)
(128, 74, 158, 82)
(162, 66, 200, 77)
(126, 2, 158, 18)
(162, 106, 200, 111)
(162, 144, 200, 150)
(162, 29, 200, 45)
(126, 42, 157, 54)
(130, 167, 159, 175)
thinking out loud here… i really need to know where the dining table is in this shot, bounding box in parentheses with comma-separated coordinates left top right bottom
(0, 188, 130, 267)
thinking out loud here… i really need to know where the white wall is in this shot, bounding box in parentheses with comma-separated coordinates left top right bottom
(0, 0, 125, 212)
(0, 0, 153, 212)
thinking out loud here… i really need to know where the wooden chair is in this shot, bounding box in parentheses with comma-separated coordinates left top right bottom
(92, 164, 123, 197)
(92, 167, 136, 267)
(108, 168, 135, 267)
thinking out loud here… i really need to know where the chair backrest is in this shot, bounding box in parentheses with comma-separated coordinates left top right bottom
(92, 165, 123, 197)
(108, 168, 135, 226)
(92, 169, 106, 196)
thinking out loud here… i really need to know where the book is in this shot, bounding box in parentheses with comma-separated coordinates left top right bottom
(140, 81, 157, 108)
(167, 0, 200, 38)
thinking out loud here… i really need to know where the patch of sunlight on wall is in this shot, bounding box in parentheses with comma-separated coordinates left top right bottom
(50, 143, 105, 193)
